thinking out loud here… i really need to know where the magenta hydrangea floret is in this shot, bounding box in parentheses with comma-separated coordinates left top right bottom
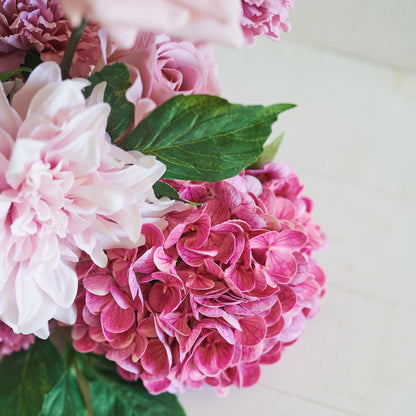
(241, 0, 296, 46)
(72, 162, 326, 395)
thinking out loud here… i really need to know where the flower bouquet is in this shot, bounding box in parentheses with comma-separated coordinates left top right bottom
(0, 1, 326, 415)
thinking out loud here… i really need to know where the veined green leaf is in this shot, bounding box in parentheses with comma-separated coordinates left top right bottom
(0, 341, 64, 416)
(118, 94, 294, 181)
(76, 353, 185, 416)
(153, 181, 201, 206)
(39, 348, 86, 416)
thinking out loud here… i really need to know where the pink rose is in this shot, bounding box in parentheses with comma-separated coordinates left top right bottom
(59, 0, 244, 48)
(152, 35, 221, 104)
(105, 33, 220, 125)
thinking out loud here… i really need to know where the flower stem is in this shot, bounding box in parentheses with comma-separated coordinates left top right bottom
(75, 360, 94, 416)
(60, 19, 87, 79)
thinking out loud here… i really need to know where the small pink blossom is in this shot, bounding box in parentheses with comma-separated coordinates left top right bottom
(59, 0, 244, 49)
(0, 321, 34, 361)
(73, 162, 326, 394)
(0, 61, 172, 337)
(241, 0, 295, 46)
(0, 0, 102, 77)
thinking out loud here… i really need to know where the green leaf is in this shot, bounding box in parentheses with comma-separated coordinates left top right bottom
(89, 373, 185, 416)
(76, 353, 185, 416)
(85, 63, 135, 142)
(250, 132, 284, 169)
(153, 180, 181, 200)
(119, 94, 295, 181)
(0, 67, 32, 82)
(0, 340, 64, 416)
(152, 181, 201, 206)
(21, 50, 43, 80)
(39, 348, 86, 416)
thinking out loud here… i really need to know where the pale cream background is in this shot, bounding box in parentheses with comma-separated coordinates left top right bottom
(179, 1, 416, 415)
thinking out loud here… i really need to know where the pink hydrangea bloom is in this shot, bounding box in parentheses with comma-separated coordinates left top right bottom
(72, 162, 326, 394)
(105, 32, 220, 125)
(241, 0, 295, 46)
(59, 0, 244, 49)
(0, 321, 34, 361)
(0, 61, 172, 338)
(0, 0, 102, 77)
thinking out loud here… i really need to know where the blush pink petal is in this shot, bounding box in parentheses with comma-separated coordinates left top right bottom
(101, 302, 135, 334)
(225, 263, 256, 292)
(148, 283, 181, 314)
(60, 0, 244, 48)
(235, 315, 267, 347)
(277, 285, 297, 313)
(85, 292, 110, 314)
(141, 339, 171, 377)
(259, 341, 282, 365)
(83, 272, 113, 296)
(193, 333, 234, 376)
(238, 362, 262, 387)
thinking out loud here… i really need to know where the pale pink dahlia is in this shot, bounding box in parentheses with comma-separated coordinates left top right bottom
(72, 162, 326, 395)
(0, 0, 102, 77)
(241, 0, 295, 46)
(0, 321, 34, 360)
(0, 61, 171, 338)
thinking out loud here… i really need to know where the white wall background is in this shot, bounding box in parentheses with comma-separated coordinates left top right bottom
(289, 0, 416, 72)
(179, 1, 416, 415)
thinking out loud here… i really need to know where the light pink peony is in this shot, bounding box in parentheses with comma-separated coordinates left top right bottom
(241, 0, 295, 46)
(0, 61, 172, 338)
(59, 0, 244, 49)
(72, 162, 326, 394)
(105, 32, 220, 125)
(0, 321, 34, 361)
(0, 0, 102, 77)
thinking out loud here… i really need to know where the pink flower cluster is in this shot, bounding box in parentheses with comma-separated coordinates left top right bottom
(0, 322, 34, 361)
(72, 162, 326, 394)
(241, 0, 296, 46)
(0, 0, 102, 77)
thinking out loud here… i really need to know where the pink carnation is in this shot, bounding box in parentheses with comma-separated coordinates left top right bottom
(0, 61, 171, 338)
(0, 321, 34, 361)
(241, 0, 295, 46)
(106, 32, 220, 125)
(59, 0, 244, 49)
(0, 0, 102, 77)
(72, 162, 326, 395)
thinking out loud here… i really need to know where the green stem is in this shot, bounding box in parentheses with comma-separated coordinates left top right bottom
(60, 19, 87, 79)
(50, 326, 72, 355)
(75, 360, 94, 416)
